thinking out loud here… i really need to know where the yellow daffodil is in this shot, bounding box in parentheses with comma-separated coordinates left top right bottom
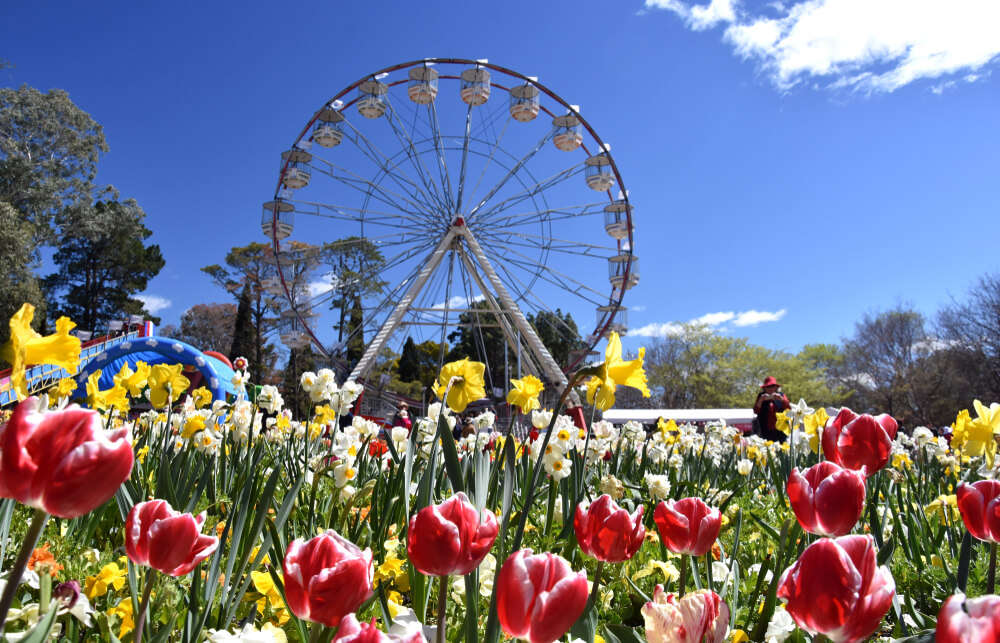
(147, 363, 190, 408)
(657, 417, 678, 440)
(506, 375, 544, 413)
(0, 303, 82, 400)
(251, 570, 290, 625)
(585, 331, 650, 411)
(803, 408, 829, 436)
(136, 445, 149, 464)
(86, 371, 129, 413)
(191, 386, 213, 409)
(434, 357, 486, 413)
(374, 556, 408, 588)
(107, 597, 134, 638)
(119, 361, 150, 397)
(51, 377, 77, 400)
(314, 404, 337, 425)
(952, 401, 1000, 466)
(729, 630, 750, 643)
(892, 452, 912, 470)
(633, 559, 680, 583)
(85, 562, 127, 599)
(924, 494, 960, 525)
(775, 411, 790, 435)
(182, 414, 207, 439)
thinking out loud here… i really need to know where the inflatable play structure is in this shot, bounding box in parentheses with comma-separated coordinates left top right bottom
(0, 321, 241, 407)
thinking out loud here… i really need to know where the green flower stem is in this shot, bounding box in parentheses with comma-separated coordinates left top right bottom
(37, 566, 51, 615)
(0, 508, 49, 635)
(588, 561, 605, 608)
(133, 567, 156, 643)
(989, 542, 997, 595)
(437, 574, 449, 643)
(678, 554, 689, 596)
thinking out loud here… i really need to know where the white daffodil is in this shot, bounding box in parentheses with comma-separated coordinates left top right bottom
(788, 398, 815, 429)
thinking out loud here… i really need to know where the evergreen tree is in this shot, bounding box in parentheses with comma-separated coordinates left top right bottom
(230, 284, 256, 375)
(398, 337, 421, 382)
(346, 294, 365, 364)
(282, 344, 317, 419)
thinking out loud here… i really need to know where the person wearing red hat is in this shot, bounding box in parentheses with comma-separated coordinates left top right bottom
(753, 376, 790, 442)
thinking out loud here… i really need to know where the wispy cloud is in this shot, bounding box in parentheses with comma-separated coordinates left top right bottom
(432, 294, 486, 310)
(644, 0, 1000, 93)
(630, 308, 787, 337)
(137, 294, 171, 315)
(309, 271, 339, 298)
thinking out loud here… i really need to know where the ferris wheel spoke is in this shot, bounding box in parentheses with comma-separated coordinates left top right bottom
(338, 118, 445, 216)
(292, 200, 433, 232)
(480, 228, 618, 257)
(455, 101, 475, 213)
(481, 239, 608, 305)
(473, 163, 587, 222)
(466, 127, 555, 221)
(467, 116, 512, 206)
(478, 201, 607, 229)
(308, 161, 438, 223)
(383, 94, 454, 215)
(428, 100, 456, 212)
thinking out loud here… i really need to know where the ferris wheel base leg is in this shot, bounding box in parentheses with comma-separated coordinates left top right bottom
(568, 404, 587, 432)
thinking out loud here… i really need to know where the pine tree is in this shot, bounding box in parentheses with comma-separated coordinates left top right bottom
(398, 336, 421, 382)
(281, 345, 317, 419)
(230, 284, 255, 377)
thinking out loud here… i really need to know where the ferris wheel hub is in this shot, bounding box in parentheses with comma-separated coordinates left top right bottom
(452, 216, 465, 227)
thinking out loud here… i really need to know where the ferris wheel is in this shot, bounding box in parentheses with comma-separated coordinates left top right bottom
(261, 58, 637, 392)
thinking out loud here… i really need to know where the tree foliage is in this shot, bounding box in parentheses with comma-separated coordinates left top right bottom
(321, 237, 386, 346)
(0, 201, 44, 345)
(527, 308, 587, 368)
(44, 199, 164, 332)
(230, 285, 256, 375)
(0, 85, 107, 242)
(281, 344, 318, 419)
(161, 303, 236, 353)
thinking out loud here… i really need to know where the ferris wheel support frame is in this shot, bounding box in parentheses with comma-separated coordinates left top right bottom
(346, 218, 570, 393)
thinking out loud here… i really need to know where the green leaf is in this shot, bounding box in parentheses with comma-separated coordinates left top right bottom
(18, 602, 60, 643)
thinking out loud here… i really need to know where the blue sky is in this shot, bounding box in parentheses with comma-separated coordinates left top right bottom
(3, 0, 999, 357)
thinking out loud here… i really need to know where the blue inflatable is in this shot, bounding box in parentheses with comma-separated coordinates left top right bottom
(72, 336, 240, 402)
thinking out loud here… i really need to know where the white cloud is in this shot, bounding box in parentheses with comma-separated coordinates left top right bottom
(631, 305, 647, 312)
(309, 272, 339, 298)
(645, 0, 1000, 92)
(630, 308, 786, 336)
(136, 294, 171, 315)
(732, 308, 787, 326)
(432, 294, 485, 310)
(631, 321, 685, 338)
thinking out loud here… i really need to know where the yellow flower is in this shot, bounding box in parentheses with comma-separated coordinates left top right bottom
(120, 361, 150, 397)
(315, 405, 337, 425)
(892, 452, 912, 470)
(803, 408, 829, 436)
(434, 358, 486, 413)
(633, 559, 680, 583)
(0, 303, 82, 400)
(924, 494, 960, 525)
(136, 445, 149, 463)
(107, 597, 134, 638)
(775, 411, 790, 435)
(191, 386, 213, 409)
(952, 401, 1000, 466)
(182, 414, 207, 439)
(657, 417, 678, 440)
(147, 363, 190, 408)
(374, 556, 407, 588)
(85, 562, 128, 598)
(729, 630, 749, 643)
(86, 371, 130, 413)
(251, 570, 290, 624)
(51, 377, 77, 400)
(507, 375, 544, 413)
(585, 332, 650, 411)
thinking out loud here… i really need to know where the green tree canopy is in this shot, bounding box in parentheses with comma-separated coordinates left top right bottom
(44, 199, 164, 332)
(0, 201, 45, 344)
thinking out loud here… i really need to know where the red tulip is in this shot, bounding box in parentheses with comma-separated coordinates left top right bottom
(496, 549, 589, 643)
(283, 530, 374, 627)
(574, 494, 645, 562)
(936, 593, 1000, 643)
(407, 491, 498, 576)
(125, 500, 219, 577)
(641, 585, 729, 643)
(822, 408, 897, 477)
(369, 440, 388, 457)
(653, 497, 721, 556)
(777, 535, 894, 643)
(0, 397, 133, 518)
(955, 480, 1000, 543)
(787, 462, 866, 537)
(333, 614, 426, 642)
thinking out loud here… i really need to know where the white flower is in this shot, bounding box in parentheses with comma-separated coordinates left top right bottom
(787, 399, 814, 428)
(911, 426, 935, 446)
(473, 410, 495, 430)
(764, 606, 796, 643)
(737, 458, 754, 476)
(206, 622, 287, 642)
(531, 409, 553, 429)
(544, 455, 572, 481)
(257, 385, 284, 414)
(334, 462, 357, 488)
(299, 371, 317, 393)
(391, 426, 409, 444)
(645, 473, 671, 501)
(231, 370, 249, 389)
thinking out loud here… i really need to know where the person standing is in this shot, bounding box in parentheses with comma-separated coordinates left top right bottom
(753, 376, 790, 442)
(391, 402, 412, 433)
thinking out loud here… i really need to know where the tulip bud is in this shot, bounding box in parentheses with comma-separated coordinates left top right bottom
(407, 492, 498, 577)
(787, 462, 866, 537)
(0, 397, 133, 518)
(496, 549, 588, 643)
(777, 535, 894, 643)
(641, 585, 729, 643)
(955, 480, 1000, 544)
(125, 499, 220, 577)
(283, 530, 374, 627)
(574, 494, 645, 562)
(653, 497, 722, 556)
(936, 593, 1000, 643)
(333, 613, 426, 642)
(822, 408, 897, 477)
